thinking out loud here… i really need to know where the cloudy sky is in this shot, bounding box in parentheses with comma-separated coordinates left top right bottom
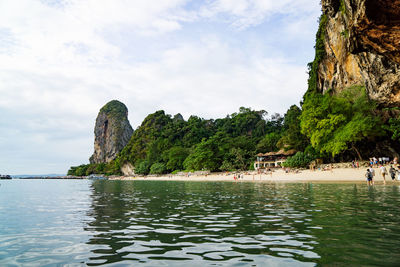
(0, 0, 321, 175)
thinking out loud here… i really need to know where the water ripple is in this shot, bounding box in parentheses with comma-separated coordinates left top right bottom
(1, 181, 400, 265)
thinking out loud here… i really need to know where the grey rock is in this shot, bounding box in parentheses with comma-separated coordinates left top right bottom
(173, 113, 184, 122)
(90, 100, 133, 164)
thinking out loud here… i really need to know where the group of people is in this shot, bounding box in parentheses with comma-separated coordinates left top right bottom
(351, 160, 359, 168)
(369, 157, 395, 167)
(233, 174, 244, 180)
(365, 164, 400, 186)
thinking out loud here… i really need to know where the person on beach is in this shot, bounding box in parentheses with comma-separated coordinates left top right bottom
(380, 165, 387, 185)
(383, 157, 389, 165)
(397, 166, 400, 181)
(366, 169, 373, 186)
(389, 165, 396, 181)
(370, 167, 375, 179)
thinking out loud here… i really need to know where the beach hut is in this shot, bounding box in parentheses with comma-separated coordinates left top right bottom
(254, 149, 296, 170)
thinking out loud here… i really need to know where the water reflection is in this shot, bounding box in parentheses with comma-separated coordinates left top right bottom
(84, 181, 400, 266)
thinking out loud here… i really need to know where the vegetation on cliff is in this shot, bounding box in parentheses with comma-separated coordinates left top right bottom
(99, 100, 129, 122)
(300, 0, 400, 162)
(301, 86, 383, 159)
(386, 115, 400, 142)
(305, 14, 327, 97)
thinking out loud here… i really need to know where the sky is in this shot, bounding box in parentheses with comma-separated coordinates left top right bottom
(0, 0, 321, 175)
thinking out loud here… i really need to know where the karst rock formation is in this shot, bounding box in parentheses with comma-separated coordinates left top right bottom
(318, 0, 400, 105)
(90, 100, 133, 164)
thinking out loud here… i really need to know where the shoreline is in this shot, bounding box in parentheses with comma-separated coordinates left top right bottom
(110, 167, 400, 184)
(8, 167, 399, 185)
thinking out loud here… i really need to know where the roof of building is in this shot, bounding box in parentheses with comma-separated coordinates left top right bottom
(256, 149, 297, 157)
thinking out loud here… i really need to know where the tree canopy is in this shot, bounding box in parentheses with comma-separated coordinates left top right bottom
(300, 85, 382, 159)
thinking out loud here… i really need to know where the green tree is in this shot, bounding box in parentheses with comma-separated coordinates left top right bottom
(385, 116, 400, 141)
(105, 159, 122, 175)
(265, 113, 284, 134)
(229, 135, 256, 170)
(135, 160, 151, 175)
(72, 164, 89, 176)
(118, 110, 173, 165)
(150, 162, 166, 174)
(95, 163, 106, 173)
(85, 164, 97, 176)
(257, 132, 281, 152)
(300, 86, 382, 159)
(183, 132, 230, 171)
(165, 146, 189, 171)
(282, 152, 314, 168)
(278, 105, 309, 151)
(229, 147, 253, 170)
(220, 160, 235, 171)
(67, 166, 78, 176)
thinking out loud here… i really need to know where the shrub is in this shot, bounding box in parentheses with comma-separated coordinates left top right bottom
(135, 160, 151, 175)
(150, 162, 166, 175)
(220, 160, 235, 171)
(74, 164, 89, 176)
(282, 152, 314, 168)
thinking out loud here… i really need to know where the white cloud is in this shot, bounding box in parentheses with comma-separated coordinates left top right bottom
(0, 0, 195, 69)
(0, 0, 320, 174)
(200, 0, 319, 29)
(111, 37, 308, 120)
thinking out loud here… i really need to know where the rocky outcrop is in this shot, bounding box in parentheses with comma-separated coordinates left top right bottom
(121, 162, 135, 176)
(90, 100, 133, 164)
(173, 113, 184, 122)
(318, 0, 400, 106)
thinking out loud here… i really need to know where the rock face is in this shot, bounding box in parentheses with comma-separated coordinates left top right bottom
(318, 0, 400, 106)
(90, 100, 133, 164)
(173, 113, 184, 122)
(121, 162, 135, 176)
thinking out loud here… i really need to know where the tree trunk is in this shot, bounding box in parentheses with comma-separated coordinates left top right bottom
(383, 143, 400, 159)
(352, 143, 362, 161)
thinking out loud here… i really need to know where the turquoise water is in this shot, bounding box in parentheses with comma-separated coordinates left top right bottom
(0, 180, 400, 266)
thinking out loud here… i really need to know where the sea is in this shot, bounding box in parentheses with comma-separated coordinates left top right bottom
(0, 179, 399, 266)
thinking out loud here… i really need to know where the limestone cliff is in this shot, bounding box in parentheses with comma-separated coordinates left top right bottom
(90, 100, 133, 164)
(317, 0, 400, 106)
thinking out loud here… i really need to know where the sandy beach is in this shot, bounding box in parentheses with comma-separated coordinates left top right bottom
(110, 167, 399, 184)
